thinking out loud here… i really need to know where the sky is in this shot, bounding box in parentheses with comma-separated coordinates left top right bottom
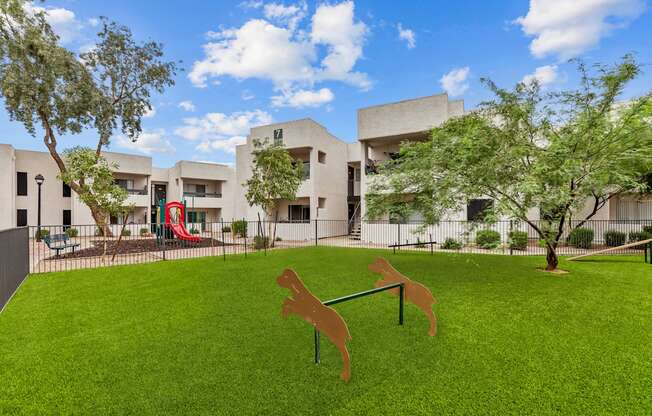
(1, 0, 651, 168)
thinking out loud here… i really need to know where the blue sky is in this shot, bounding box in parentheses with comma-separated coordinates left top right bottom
(1, 0, 651, 167)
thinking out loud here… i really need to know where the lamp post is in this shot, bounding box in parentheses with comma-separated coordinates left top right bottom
(35, 174, 45, 241)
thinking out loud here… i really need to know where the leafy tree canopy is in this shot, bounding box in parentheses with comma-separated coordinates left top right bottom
(367, 55, 652, 270)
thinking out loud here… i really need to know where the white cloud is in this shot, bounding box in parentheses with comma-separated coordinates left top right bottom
(174, 110, 273, 154)
(143, 106, 156, 118)
(522, 65, 559, 87)
(271, 87, 334, 108)
(263, 1, 307, 31)
(440, 67, 470, 97)
(196, 136, 248, 154)
(515, 0, 645, 59)
(25, 4, 84, 44)
(241, 89, 255, 100)
(189, 1, 370, 98)
(397, 23, 416, 49)
(116, 129, 175, 155)
(178, 100, 196, 112)
(311, 1, 370, 89)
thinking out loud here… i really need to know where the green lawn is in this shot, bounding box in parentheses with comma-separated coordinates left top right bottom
(1, 247, 650, 415)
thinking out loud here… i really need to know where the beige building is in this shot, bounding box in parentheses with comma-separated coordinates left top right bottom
(0, 144, 235, 231)
(1, 92, 649, 234)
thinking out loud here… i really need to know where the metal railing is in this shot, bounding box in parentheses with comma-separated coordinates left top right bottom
(24, 219, 652, 274)
(1, 227, 29, 312)
(183, 192, 222, 198)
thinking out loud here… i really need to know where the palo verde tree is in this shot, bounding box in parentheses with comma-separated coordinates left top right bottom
(367, 55, 652, 271)
(0, 1, 177, 233)
(60, 147, 134, 258)
(244, 138, 303, 247)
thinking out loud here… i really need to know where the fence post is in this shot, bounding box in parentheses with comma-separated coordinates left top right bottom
(221, 218, 226, 262)
(509, 220, 513, 256)
(397, 222, 401, 251)
(430, 233, 433, 256)
(314, 219, 318, 246)
(162, 225, 166, 261)
(243, 217, 247, 259)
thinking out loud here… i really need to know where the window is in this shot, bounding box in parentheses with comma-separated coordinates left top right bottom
(318, 151, 326, 164)
(16, 209, 27, 227)
(195, 184, 206, 196)
(273, 128, 283, 145)
(62, 182, 71, 197)
(467, 199, 493, 221)
(295, 160, 310, 180)
(63, 210, 71, 230)
(114, 179, 134, 190)
(318, 197, 326, 209)
(288, 205, 310, 222)
(16, 172, 27, 196)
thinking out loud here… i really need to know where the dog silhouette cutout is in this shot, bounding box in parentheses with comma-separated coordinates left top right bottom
(276, 269, 352, 382)
(368, 257, 438, 336)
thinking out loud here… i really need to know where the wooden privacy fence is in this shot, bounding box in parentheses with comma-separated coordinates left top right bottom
(0, 227, 29, 312)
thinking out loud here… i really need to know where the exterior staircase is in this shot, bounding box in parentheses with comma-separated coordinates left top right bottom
(349, 221, 361, 240)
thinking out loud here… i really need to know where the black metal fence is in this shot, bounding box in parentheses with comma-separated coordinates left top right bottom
(1, 227, 29, 312)
(26, 219, 652, 274)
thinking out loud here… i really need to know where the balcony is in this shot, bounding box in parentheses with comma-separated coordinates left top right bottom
(183, 191, 224, 209)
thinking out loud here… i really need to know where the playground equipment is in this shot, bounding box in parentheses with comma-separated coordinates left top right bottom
(568, 238, 652, 263)
(277, 257, 437, 382)
(156, 200, 201, 243)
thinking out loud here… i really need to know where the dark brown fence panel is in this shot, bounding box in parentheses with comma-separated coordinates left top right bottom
(1, 227, 29, 312)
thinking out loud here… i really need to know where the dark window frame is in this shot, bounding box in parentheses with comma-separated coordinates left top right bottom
(16, 172, 27, 196)
(467, 199, 494, 221)
(62, 182, 71, 197)
(16, 209, 27, 227)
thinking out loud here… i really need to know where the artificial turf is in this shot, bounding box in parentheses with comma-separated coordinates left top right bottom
(0, 247, 650, 415)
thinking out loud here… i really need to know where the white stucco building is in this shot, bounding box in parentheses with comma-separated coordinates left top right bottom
(1, 92, 650, 233)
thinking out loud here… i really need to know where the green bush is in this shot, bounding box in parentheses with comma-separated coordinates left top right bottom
(643, 225, 652, 234)
(441, 238, 462, 250)
(253, 235, 269, 249)
(140, 227, 149, 236)
(189, 228, 200, 235)
(232, 220, 248, 237)
(221, 225, 232, 233)
(275, 236, 282, 242)
(36, 229, 50, 239)
(603, 230, 626, 247)
(121, 229, 131, 237)
(64, 228, 78, 238)
(95, 227, 104, 237)
(568, 227, 594, 249)
(628, 231, 651, 249)
(508, 231, 528, 250)
(476, 229, 501, 249)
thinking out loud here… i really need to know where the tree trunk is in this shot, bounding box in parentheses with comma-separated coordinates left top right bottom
(545, 244, 559, 271)
(88, 204, 114, 237)
(271, 209, 279, 248)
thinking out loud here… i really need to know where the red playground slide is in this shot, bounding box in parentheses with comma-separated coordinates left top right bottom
(164, 201, 201, 242)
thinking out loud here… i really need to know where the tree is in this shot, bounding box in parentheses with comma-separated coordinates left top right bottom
(60, 147, 134, 259)
(367, 56, 652, 271)
(0, 2, 177, 232)
(244, 138, 303, 247)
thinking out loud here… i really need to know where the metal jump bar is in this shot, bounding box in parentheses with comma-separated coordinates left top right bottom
(314, 282, 404, 364)
(388, 239, 437, 255)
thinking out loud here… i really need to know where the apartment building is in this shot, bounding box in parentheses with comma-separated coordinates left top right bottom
(0, 92, 649, 232)
(0, 144, 235, 230)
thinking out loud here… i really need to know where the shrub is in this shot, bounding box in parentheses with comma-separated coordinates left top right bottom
(65, 228, 79, 238)
(120, 228, 131, 237)
(643, 225, 652, 234)
(275, 236, 282, 242)
(603, 230, 626, 247)
(232, 220, 248, 237)
(254, 235, 269, 249)
(189, 228, 200, 235)
(628, 231, 651, 249)
(508, 231, 528, 250)
(415, 237, 427, 248)
(568, 227, 594, 249)
(140, 227, 149, 236)
(476, 229, 501, 249)
(222, 225, 232, 233)
(36, 229, 50, 239)
(95, 227, 104, 237)
(441, 238, 462, 250)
